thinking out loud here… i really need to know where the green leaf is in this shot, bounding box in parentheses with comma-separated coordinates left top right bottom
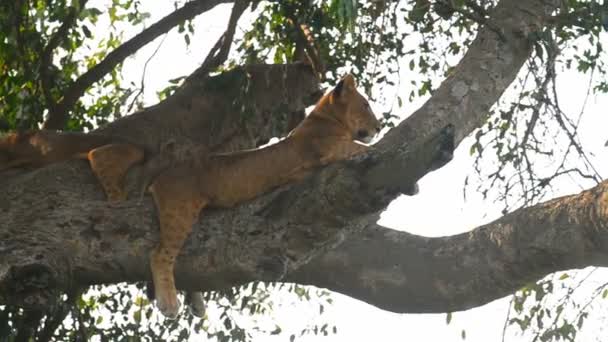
(133, 310, 141, 322)
(270, 325, 282, 335)
(109, 6, 117, 22)
(82, 25, 92, 38)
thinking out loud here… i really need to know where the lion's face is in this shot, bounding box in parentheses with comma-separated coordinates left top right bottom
(330, 75, 381, 143)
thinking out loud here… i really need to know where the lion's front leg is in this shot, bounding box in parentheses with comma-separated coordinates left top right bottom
(321, 140, 369, 164)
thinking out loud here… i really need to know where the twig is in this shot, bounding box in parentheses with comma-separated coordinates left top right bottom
(127, 33, 169, 113)
(501, 295, 515, 342)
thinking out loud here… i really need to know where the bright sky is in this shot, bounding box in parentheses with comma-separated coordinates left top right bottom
(94, 1, 608, 341)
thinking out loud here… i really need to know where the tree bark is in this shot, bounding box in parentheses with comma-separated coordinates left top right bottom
(289, 180, 608, 313)
(1, 0, 588, 317)
(98, 62, 321, 154)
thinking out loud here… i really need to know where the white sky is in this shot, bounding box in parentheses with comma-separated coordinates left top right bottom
(89, 1, 608, 341)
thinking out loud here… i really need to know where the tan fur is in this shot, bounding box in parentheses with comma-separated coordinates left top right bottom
(0, 130, 144, 201)
(148, 74, 381, 318)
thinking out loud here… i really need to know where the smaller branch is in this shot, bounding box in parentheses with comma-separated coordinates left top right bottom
(290, 19, 325, 80)
(545, 7, 594, 29)
(127, 33, 168, 113)
(501, 296, 515, 342)
(437, 0, 506, 41)
(39, 0, 87, 110)
(280, 4, 325, 79)
(188, 0, 249, 81)
(42, 0, 232, 130)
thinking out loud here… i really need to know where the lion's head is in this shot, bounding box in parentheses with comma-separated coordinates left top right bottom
(325, 74, 381, 143)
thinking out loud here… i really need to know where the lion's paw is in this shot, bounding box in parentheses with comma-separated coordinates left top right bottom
(156, 293, 181, 320)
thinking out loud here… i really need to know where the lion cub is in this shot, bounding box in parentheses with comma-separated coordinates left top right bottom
(148, 74, 381, 318)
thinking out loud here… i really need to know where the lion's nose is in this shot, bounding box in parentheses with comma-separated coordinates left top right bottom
(356, 129, 369, 139)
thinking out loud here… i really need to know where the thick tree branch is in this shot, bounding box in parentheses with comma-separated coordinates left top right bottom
(362, 0, 558, 196)
(42, 0, 234, 130)
(289, 180, 608, 313)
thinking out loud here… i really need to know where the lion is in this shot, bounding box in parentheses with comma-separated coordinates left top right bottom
(147, 74, 381, 318)
(0, 130, 144, 201)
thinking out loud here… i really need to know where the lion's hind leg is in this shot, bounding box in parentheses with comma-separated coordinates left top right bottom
(149, 177, 207, 319)
(88, 143, 144, 202)
(185, 291, 206, 318)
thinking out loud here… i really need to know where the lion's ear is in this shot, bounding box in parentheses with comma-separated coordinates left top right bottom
(332, 74, 357, 100)
(342, 74, 356, 90)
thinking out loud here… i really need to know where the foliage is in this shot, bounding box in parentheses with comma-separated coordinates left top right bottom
(0, 282, 335, 341)
(503, 269, 608, 342)
(467, 0, 608, 212)
(0, 0, 148, 131)
(236, 0, 481, 126)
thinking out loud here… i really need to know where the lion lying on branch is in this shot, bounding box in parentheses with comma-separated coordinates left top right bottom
(0, 74, 380, 319)
(147, 74, 380, 318)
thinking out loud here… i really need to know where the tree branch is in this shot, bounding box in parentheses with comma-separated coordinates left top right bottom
(362, 0, 559, 195)
(42, 0, 234, 130)
(188, 0, 249, 81)
(289, 180, 608, 313)
(39, 0, 88, 111)
(285, 14, 325, 80)
(94, 63, 320, 153)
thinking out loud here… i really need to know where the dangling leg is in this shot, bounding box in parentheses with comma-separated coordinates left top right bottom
(88, 143, 144, 202)
(149, 178, 207, 319)
(185, 291, 206, 318)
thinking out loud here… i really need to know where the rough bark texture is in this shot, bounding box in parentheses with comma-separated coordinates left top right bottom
(1, 0, 592, 318)
(97, 62, 321, 154)
(290, 180, 608, 313)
